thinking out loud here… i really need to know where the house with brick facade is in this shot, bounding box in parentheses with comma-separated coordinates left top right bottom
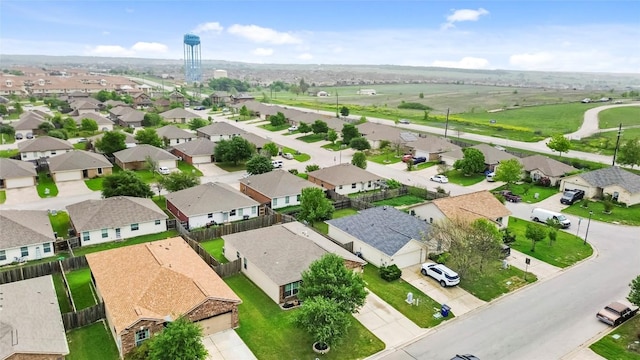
(159, 108, 200, 124)
(196, 122, 244, 142)
(223, 222, 365, 305)
(18, 136, 74, 162)
(48, 150, 113, 182)
(113, 144, 178, 171)
(86, 238, 241, 357)
(239, 170, 322, 209)
(170, 138, 216, 165)
(156, 125, 196, 147)
(0, 210, 57, 266)
(307, 163, 384, 195)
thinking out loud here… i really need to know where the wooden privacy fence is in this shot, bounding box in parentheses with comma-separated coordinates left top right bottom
(182, 235, 242, 278)
(62, 302, 106, 331)
(185, 214, 284, 241)
(0, 256, 88, 285)
(214, 259, 242, 278)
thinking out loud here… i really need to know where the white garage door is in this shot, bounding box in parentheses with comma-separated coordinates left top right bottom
(55, 171, 83, 182)
(5, 176, 35, 189)
(196, 312, 232, 336)
(158, 160, 177, 169)
(562, 183, 590, 193)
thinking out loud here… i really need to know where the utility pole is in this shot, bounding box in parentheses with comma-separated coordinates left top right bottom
(336, 91, 339, 118)
(612, 123, 623, 166)
(444, 108, 450, 138)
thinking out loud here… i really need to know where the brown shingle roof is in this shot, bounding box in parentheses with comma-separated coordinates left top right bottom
(521, 155, 577, 177)
(159, 108, 200, 120)
(240, 170, 321, 198)
(0, 158, 36, 179)
(85, 238, 241, 334)
(171, 138, 215, 156)
(166, 182, 260, 216)
(113, 144, 178, 163)
(197, 122, 244, 137)
(17, 136, 74, 153)
(0, 210, 55, 248)
(11, 112, 45, 131)
(66, 196, 167, 232)
(308, 163, 383, 186)
(48, 150, 112, 172)
(156, 125, 196, 140)
(72, 112, 114, 126)
(431, 191, 511, 224)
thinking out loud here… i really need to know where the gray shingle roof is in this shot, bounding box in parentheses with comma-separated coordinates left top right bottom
(308, 163, 382, 186)
(171, 138, 216, 156)
(521, 155, 577, 177)
(240, 132, 270, 148)
(48, 150, 112, 172)
(240, 170, 322, 198)
(197, 122, 245, 137)
(72, 112, 114, 126)
(113, 144, 178, 163)
(159, 108, 200, 120)
(0, 158, 36, 179)
(577, 166, 640, 193)
(118, 109, 145, 123)
(11, 112, 45, 130)
(327, 206, 431, 256)
(17, 136, 74, 153)
(0, 276, 69, 359)
(440, 143, 518, 165)
(165, 182, 260, 217)
(0, 210, 55, 248)
(358, 122, 403, 141)
(156, 125, 196, 140)
(407, 135, 462, 154)
(66, 196, 168, 232)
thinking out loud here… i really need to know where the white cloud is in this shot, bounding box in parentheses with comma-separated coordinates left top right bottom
(131, 42, 168, 53)
(87, 45, 133, 56)
(252, 47, 274, 56)
(509, 52, 555, 69)
(431, 57, 490, 69)
(298, 53, 313, 60)
(443, 8, 489, 29)
(192, 22, 223, 34)
(227, 24, 302, 44)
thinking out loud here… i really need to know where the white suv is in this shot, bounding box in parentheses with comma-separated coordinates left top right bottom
(420, 262, 460, 287)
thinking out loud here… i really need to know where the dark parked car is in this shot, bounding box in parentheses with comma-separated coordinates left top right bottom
(561, 189, 585, 205)
(193, 106, 206, 110)
(412, 156, 427, 165)
(496, 190, 522, 203)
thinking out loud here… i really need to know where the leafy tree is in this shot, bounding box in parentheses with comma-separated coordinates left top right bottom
(453, 148, 485, 175)
(102, 170, 153, 198)
(298, 122, 312, 134)
(158, 171, 200, 192)
(298, 187, 334, 224)
(147, 317, 207, 360)
(80, 118, 98, 133)
(327, 129, 338, 144)
(349, 137, 371, 150)
(494, 158, 524, 187)
(95, 131, 126, 155)
(628, 275, 640, 307)
(261, 142, 279, 157)
(525, 223, 546, 252)
(38, 121, 54, 133)
(351, 151, 367, 169)
(341, 123, 360, 145)
(142, 112, 163, 127)
(95, 90, 111, 102)
(294, 296, 351, 351)
(311, 120, 329, 134)
(299, 78, 310, 94)
(269, 112, 286, 127)
(246, 154, 273, 175)
(62, 118, 78, 133)
(0, 124, 15, 137)
(546, 134, 571, 157)
(188, 117, 209, 130)
(419, 92, 424, 99)
(135, 128, 164, 148)
(305, 164, 320, 172)
(617, 138, 640, 168)
(340, 106, 349, 117)
(145, 155, 159, 174)
(0, 104, 7, 115)
(547, 225, 558, 246)
(239, 105, 250, 119)
(48, 129, 68, 139)
(214, 136, 255, 165)
(13, 102, 23, 115)
(298, 253, 367, 314)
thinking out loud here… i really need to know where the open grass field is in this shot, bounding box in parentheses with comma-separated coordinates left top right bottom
(72, 230, 179, 256)
(67, 321, 119, 360)
(177, 160, 203, 176)
(562, 201, 640, 226)
(570, 127, 640, 156)
(225, 274, 385, 360)
(456, 262, 537, 301)
(598, 106, 640, 128)
(66, 268, 97, 310)
(590, 315, 640, 360)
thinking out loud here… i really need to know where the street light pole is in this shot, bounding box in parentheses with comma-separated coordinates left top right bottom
(583, 211, 593, 245)
(612, 123, 623, 166)
(444, 108, 450, 138)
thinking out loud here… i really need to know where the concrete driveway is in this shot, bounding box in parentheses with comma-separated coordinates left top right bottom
(195, 163, 229, 177)
(202, 329, 256, 360)
(3, 186, 40, 205)
(56, 180, 93, 197)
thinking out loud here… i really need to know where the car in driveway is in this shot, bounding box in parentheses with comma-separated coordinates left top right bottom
(282, 152, 294, 160)
(193, 106, 206, 110)
(15, 133, 23, 140)
(157, 166, 171, 175)
(496, 190, 522, 203)
(596, 301, 639, 326)
(412, 156, 427, 165)
(398, 119, 410, 124)
(430, 174, 449, 183)
(288, 125, 298, 132)
(421, 262, 460, 287)
(26, 132, 34, 139)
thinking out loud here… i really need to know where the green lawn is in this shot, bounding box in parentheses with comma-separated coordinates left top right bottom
(367, 151, 403, 165)
(36, 172, 59, 197)
(456, 262, 537, 301)
(562, 201, 640, 226)
(373, 194, 426, 207)
(313, 208, 359, 235)
(225, 274, 385, 360)
(49, 211, 71, 238)
(200, 238, 228, 263)
(72, 230, 179, 256)
(0, 133, 15, 144)
(177, 160, 203, 176)
(215, 161, 247, 172)
(507, 217, 593, 268)
(282, 146, 311, 162)
(67, 321, 119, 360)
(414, 161, 438, 170)
(84, 177, 104, 191)
(66, 268, 97, 310)
(570, 128, 640, 156)
(321, 142, 344, 151)
(363, 264, 452, 327)
(0, 149, 19, 158)
(52, 273, 72, 313)
(444, 170, 486, 186)
(297, 133, 326, 143)
(73, 142, 87, 150)
(133, 169, 161, 184)
(0, 190, 5, 204)
(495, 183, 559, 203)
(598, 106, 640, 128)
(259, 123, 290, 132)
(590, 314, 640, 360)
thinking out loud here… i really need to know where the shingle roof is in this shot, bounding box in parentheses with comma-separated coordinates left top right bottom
(327, 206, 431, 256)
(406, 135, 462, 154)
(159, 108, 200, 120)
(197, 122, 245, 137)
(71, 100, 99, 110)
(440, 143, 519, 165)
(17, 136, 74, 153)
(166, 182, 260, 217)
(171, 138, 216, 156)
(429, 190, 512, 224)
(0, 210, 55, 249)
(156, 125, 196, 140)
(113, 144, 178, 163)
(66, 196, 167, 232)
(85, 238, 241, 335)
(118, 109, 145, 123)
(223, 222, 365, 285)
(0, 158, 36, 179)
(358, 122, 403, 142)
(109, 105, 134, 116)
(521, 155, 577, 177)
(11, 112, 45, 130)
(240, 170, 321, 198)
(0, 276, 69, 359)
(72, 112, 114, 126)
(308, 163, 383, 186)
(88, 131, 137, 145)
(48, 150, 112, 172)
(575, 166, 640, 193)
(240, 132, 270, 148)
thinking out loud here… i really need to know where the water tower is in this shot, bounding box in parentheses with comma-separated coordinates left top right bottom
(183, 33, 202, 84)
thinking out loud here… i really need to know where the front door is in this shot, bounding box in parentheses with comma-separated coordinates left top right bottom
(115, 228, 121, 239)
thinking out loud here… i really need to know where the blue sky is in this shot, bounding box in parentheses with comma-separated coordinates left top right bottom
(1, 1, 639, 73)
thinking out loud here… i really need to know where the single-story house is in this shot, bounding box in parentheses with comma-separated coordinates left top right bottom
(156, 125, 197, 147)
(230, 93, 255, 104)
(153, 98, 171, 112)
(159, 108, 201, 124)
(357, 122, 403, 149)
(170, 138, 216, 164)
(196, 122, 244, 142)
(113, 144, 179, 171)
(18, 136, 74, 162)
(239, 169, 323, 209)
(108, 105, 135, 121)
(408, 190, 512, 229)
(166, 182, 262, 229)
(440, 143, 519, 172)
(48, 150, 113, 182)
(116, 108, 145, 128)
(0, 210, 57, 266)
(223, 222, 366, 304)
(560, 166, 640, 205)
(70, 99, 100, 114)
(307, 163, 384, 195)
(240, 132, 270, 152)
(0, 158, 37, 189)
(11, 111, 45, 138)
(67, 196, 168, 247)
(0, 276, 69, 359)
(521, 155, 577, 186)
(168, 91, 186, 104)
(326, 206, 433, 268)
(89, 130, 137, 149)
(405, 135, 462, 162)
(72, 111, 114, 132)
(86, 238, 241, 357)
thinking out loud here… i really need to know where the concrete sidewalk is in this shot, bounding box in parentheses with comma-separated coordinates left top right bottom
(202, 329, 257, 360)
(507, 249, 563, 281)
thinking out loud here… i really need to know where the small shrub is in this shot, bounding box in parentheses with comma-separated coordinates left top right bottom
(435, 252, 450, 264)
(580, 199, 589, 208)
(379, 264, 402, 282)
(436, 186, 446, 194)
(502, 228, 516, 245)
(603, 199, 613, 213)
(288, 169, 299, 175)
(536, 177, 551, 187)
(385, 179, 402, 189)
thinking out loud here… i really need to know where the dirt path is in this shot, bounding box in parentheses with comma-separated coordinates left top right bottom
(564, 103, 640, 140)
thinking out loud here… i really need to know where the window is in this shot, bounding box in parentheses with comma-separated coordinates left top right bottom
(155, 219, 161, 225)
(285, 196, 290, 204)
(21, 247, 28, 257)
(296, 194, 301, 202)
(208, 213, 213, 218)
(131, 223, 139, 231)
(273, 198, 278, 206)
(236, 251, 240, 259)
(97, 168, 103, 175)
(238, 208, 243, 216)
(82, 232, 90, 242)
(101, 229, 108, 238)
(135, 328, 150, 347)
(284, 281, 300, 297)
(351, 183, 357, 189)
(251, 206, 257, 214)
(243, 257, 247, 270)
(496, 217, 503, 225)
(338, 185, 343, 190)
(0, 250, 5, 261)
(368, 181, 372, 188)
(43, 243, 51, 253)
(230, 209, 236, 216)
